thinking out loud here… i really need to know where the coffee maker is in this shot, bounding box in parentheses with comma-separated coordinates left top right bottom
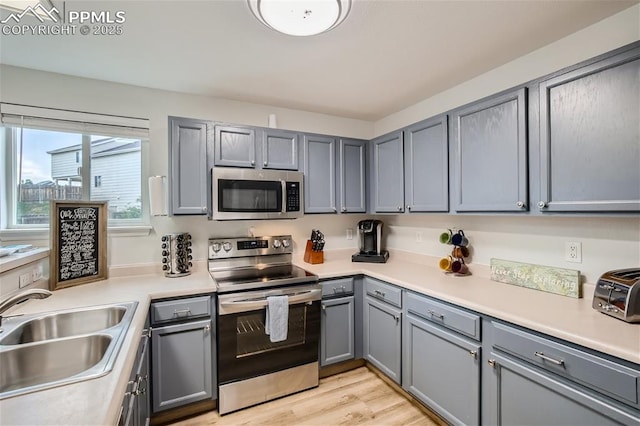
(352, 219, 389, 263)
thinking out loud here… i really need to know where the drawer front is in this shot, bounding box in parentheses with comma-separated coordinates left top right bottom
(492, 321, 640, 406)
(365, 277, 402, 308)
(405, 292, 481, 341)
(152, 296, 211, 324)
(321, 278, 354, 298)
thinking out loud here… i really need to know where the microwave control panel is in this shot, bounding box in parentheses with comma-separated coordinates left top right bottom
(285, 182, 300, 212)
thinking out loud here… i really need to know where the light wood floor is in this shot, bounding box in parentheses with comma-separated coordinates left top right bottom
(172, 367, 443, 426)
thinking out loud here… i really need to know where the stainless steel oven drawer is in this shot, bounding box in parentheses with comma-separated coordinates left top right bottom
(321, 278, 354, 298)
(491, 321, 640, 407)
(151, 296, 211, 324)
(364, 277, 402, 308)
(406, 292, 481, 341)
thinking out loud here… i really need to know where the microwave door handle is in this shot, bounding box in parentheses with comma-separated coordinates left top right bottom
(281, 180, 287, 214)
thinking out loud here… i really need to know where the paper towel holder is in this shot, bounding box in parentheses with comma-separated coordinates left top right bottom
(148, 176, 168, 216)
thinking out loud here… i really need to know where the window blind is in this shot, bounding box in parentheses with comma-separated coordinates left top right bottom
(0, 103, 150, 139)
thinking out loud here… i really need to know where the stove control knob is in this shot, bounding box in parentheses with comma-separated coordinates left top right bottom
(272, 239, 282, 249)
(222, 242, 232, 252)
(212, 243, 221, 253)
(281, 238, 290, 248)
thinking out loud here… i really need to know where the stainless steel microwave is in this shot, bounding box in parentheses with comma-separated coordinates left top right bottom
(211, 167, 303, 220)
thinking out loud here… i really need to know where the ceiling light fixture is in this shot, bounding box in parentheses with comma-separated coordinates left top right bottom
(248, 0, 351, 37)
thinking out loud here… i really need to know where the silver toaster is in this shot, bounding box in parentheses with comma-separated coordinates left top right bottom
(592, 268, 640, 323)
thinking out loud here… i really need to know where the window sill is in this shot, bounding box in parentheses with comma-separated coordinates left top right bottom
(0, 225, 153, 241)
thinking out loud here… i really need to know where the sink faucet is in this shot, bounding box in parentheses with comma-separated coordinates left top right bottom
(0, 289, 52, 329)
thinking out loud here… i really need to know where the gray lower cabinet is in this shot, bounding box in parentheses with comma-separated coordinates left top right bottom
(320, 295, 355, 366)
(485, 352, 639, 426)
(451, 88, 528, 212)
(168, 117, 208, 215)
(120, 324, 150, 426)
(535, 45, 640, 212)
(403, 115, 449, 212)
(363, 295, 402, 383)
(213, 124, 256, 168)
(484, 321, 640, 425)
(371, 131, 404, 213)
(261, 129, 299, 170)
(403, 314, 480, 426)
(151, 318, 213, 412)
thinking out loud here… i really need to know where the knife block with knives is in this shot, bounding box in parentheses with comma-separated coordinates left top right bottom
(304, 229, 324, 264)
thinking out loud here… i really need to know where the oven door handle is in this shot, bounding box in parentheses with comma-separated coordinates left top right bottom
(219, 289, 321, 314)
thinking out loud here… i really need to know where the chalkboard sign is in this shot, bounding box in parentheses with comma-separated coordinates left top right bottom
(50, 200, 108, 290)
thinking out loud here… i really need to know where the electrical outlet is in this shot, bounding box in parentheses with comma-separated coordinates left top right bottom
(416, 231, 423, 242)
(19, 272, 33, 288)
(565, 242, 582, 263)
(346, 228, 353, 240)
(32, 265, 44, 282)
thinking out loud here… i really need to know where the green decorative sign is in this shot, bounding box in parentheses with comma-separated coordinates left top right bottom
(490, 258, 581, 298)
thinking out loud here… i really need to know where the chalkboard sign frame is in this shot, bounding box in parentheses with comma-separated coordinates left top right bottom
(50, 200, 108, 291)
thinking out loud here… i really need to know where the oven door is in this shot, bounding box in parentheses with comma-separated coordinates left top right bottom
(217, 285, 321, 385)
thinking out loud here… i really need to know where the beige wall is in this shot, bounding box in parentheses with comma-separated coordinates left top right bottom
(1, 5, 639, 284)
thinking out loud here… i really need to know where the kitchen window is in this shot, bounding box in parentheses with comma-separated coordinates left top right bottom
(0, 103, 150, 232)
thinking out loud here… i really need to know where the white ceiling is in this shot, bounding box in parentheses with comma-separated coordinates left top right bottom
(0, 0, 637, 121)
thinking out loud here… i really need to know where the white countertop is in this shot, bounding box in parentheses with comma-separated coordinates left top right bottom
(0, 248, 49, 274)
(0, 250, 638, 425)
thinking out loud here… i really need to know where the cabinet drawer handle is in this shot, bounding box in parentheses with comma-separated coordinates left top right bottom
(173, 308, 191, 317)
(374, 290, 386, 298)
(534, 351, 564, 366)
(427, 310, 444, 320)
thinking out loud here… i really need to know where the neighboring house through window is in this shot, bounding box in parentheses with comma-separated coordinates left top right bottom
(0, 103, 150, 228)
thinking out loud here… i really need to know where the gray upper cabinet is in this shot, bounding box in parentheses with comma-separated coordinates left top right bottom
(451, 88, 528, 212)
(403, 115, 449, 212)
(214, 124, 256, 168)
(339, 138, 367, 213)
(261, 129, 299, 170)
(536, 47, 640, 212)
(372, 131, 404, 213)
(303, 135, 337, 213)
(169, 117, 208, 215)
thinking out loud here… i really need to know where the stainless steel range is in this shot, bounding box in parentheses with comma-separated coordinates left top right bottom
(208, 235, 320, 415)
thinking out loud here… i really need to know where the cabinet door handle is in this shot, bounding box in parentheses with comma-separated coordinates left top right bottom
(264, 161, 268, 166)
(538, 201, 547, 209)
(393, 315, 400, 323)
(427, 310, 444, 320)
(406, 205, 411, 210)
(202, 206, 208, 213)
(251, 160, 255, 166)
(203, 324, 211, 332)
(322, 304, 326, 311)
(397, 206, 402, 211)
(469, 350, 477, 359)
(534, 351, 564, 366)
(516, 201, 525, 208)
(488, 359, 496, 368)
(341, 207, 347, 212)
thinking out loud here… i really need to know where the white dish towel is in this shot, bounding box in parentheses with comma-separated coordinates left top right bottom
(265, 295, 289, 343)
